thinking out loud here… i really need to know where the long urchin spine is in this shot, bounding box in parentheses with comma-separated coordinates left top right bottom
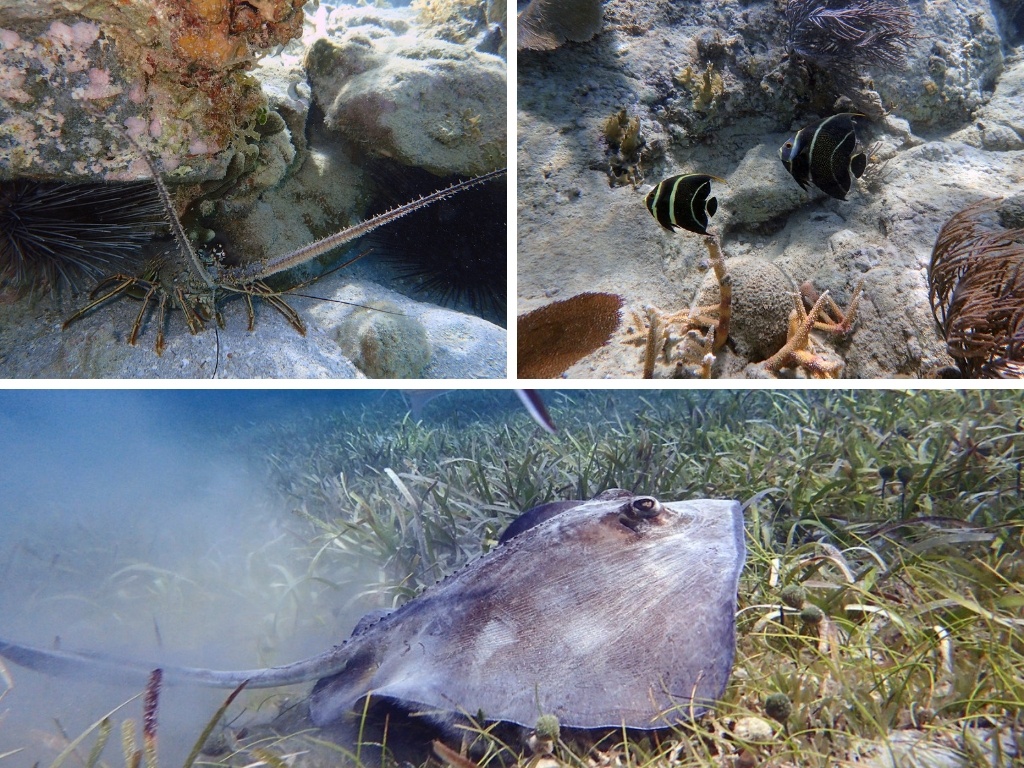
(0, 180, 166, 292)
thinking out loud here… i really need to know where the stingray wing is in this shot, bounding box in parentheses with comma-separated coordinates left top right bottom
(310, 497, 745, 730)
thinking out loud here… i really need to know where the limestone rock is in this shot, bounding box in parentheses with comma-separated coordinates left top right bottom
(870, 0, 1003, 130)
(336, 300, 432, 379)
(722, 143, 807, 230)
(309, 279, 506, 379)
(201, 136, 366, 269)
(306, 7, 505, 177)
(949, 56, 1024, 151)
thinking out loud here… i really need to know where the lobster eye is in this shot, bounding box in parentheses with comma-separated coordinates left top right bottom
(624, 496, 663, 519)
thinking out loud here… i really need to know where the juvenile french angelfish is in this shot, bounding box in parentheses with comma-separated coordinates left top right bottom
(644, 173, 723, 235)
(779, 113, 867, 201)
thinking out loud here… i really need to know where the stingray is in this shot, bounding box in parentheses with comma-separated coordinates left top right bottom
(0, 490, 745, 756)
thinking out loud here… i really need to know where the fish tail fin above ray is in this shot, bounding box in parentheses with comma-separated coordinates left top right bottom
(516, 389, 556, 434)
(0, 636, 361, 690)
(401, 389, 452, 421)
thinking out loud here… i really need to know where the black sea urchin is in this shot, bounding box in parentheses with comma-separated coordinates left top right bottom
(368, 167, 506, 323)
(0, 179, 166, 292)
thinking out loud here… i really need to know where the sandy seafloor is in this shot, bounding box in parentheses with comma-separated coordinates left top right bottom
(0, 391, 384, 766)
(0, 256, 507, 379)
(0, 390, 542, 766)
(517, 0, 1024, 378)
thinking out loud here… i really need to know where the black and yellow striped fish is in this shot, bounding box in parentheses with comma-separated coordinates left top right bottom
(779, 113, 867, 201)
(644, 174, 722, 235)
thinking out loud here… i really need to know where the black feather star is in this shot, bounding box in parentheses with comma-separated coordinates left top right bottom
(0, 179, 166, 292)
(786, 0, 915, 72)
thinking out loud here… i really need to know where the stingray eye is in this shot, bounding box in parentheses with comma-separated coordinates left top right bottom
(626, 497, 663, 519)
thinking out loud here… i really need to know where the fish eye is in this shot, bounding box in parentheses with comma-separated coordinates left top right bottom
(627, 497, 663, 519)
(784, 142, 793, 149)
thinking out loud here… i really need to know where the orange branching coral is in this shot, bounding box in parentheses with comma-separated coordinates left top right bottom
(929, 198, 1024, 378)
(164, 0, 304, 69)
(756, 285, 863, 378)
(518, 293, 623, 378)
(624, 235, 731, 379)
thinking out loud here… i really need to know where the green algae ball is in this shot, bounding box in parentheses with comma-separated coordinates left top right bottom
(337, 300, 431, 378)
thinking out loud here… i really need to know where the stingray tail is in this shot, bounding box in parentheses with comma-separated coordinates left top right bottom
(0, 636, 355, 689)
(0, 637, 156, 687)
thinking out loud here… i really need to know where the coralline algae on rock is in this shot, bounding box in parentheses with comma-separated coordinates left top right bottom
(0, 0, 304, 182)
(306, 7, 506, 177)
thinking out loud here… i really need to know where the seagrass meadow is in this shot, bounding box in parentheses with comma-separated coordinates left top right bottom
(0, 390, 1020, 767)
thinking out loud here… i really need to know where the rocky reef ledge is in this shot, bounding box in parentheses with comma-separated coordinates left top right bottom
(0, 0, 506, 378)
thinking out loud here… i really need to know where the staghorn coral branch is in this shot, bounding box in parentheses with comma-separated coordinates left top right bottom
(705, 234, 731, 352)
(813, 280, 864, 335)
(760, 291, 831, 375)
(642, 305, 662, 379)
(696, 327, 716, 379)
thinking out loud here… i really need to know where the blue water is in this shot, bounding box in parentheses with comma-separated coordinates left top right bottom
(0, 389, 391, 765)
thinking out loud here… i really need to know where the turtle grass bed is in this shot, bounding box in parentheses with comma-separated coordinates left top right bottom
(6, 390, 1022, 768)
